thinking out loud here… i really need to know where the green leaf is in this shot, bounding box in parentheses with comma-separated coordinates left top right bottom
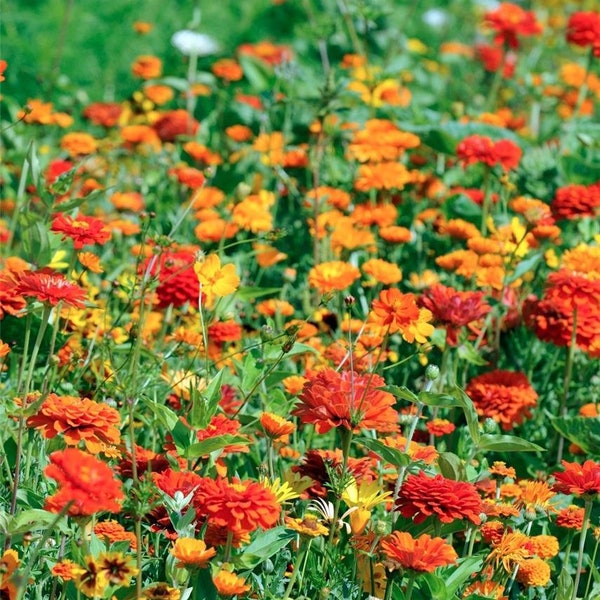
(418, 391, 462, 408)
(557, 568, 574, 600)
(437, 452, 466, 481)
(191, 566, 218, 600)
(550, 416, 600, 456)
(190, 368, 225, 429)
(477, 434, 544, 453)
(26, 140, 41, 188)
(385, 385, 419, 403)
(443, 556, 484, 597)
(185, 435, 249, 458)
(448, 386, 481, 445)
(172, 419, 195, 451)
(358, 437, 410, 468)
(420, 573, 448, 600)
(456, 343, 488, 366)
(238, 55, 274, 91)
(147, 402, 180, 431)
(239, 353, 262, 396)
(0, 315, 68, 360)
(505, 251, 543, 285)
(236, 526, 295, 569)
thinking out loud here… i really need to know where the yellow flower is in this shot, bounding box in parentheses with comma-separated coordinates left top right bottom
(0, 550, 19, 600)
(48, 250, 69, 270)
(261, 476, 301, 504)
(285, 514, 329, 537)
(76, 556, 110, 598)
(342, 478, 392, 535)
(194, 253, 240, 308)
(97, 552, 138, 586)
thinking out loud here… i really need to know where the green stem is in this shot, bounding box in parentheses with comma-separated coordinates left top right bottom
(557, 309, 577, 464)
(404, 573, 417, 600)
(281, 542, 308, 600)
(572, 499, 593, 600)
(480, 168, 492, 236)
(583, 531, 599, 599)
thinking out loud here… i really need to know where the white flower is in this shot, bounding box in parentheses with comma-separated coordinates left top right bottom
(171, 30, 218, 56)
(422, 9, 448, 28)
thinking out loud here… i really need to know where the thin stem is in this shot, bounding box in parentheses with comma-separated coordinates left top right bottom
(557, 309, 577, 464)
(480, 168, 492, 236)
(572, 499, 593, 600)
(583, 531, 599, 599)
(571, 47, 594, 119)
(281, 541, 308, 600)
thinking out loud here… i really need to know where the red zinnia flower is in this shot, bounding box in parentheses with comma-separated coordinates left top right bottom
(465, 370, 538, 431)
(380, 531, 458, 572)
(419, 284, 491, 346)
(51, 213, 111, 249)
(551, 182, 600, 221)
(292, 368, 399, 434)
(456, 135, 522, 171)
(14, 269, 87, 308)
(566, 12, 600, 55)
(152, 109, 199, 142)
(194, 478, 280, 535)
(142, 250, 200, 309)
(553, 460, 600, 498)
(82, 102, 123, 128)
(44, 448, 124, 516)
(484, 3, 542, 49)
(396, 471, 483, 525)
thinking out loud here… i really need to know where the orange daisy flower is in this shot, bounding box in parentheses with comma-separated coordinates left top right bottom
(170, 538, 216, 569)
(308, 261, 360, 294)
(212, 570, 250, 596)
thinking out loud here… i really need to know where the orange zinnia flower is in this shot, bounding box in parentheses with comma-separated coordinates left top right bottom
(82, 102, 122, 127)
(553, 460, 600, 498)
(28, 393, 121, 454)
(14, 269, 87, 308)
(260, 412, 296, 439)
(380, 531, 458, 573)
(170, 538, 216, 569)
(195, 478, 280, 534)
(466, 370, 538, 431)
(292, 368, 399, 434)
(94, 520, 137, 550)
(51, 213, 111, 249)
(397, 471, 483, 525)
(131, 55, 162, 79)
(213, 570, 250, 596)
(45, 448, 124, 516)
(308, 261, 360, 294)
(368, 288, 434, 343)
(556, 505, 585, 529)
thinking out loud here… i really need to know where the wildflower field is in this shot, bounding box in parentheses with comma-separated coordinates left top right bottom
(2, 1, 600, 599)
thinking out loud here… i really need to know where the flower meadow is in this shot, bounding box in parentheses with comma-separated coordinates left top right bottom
(2, 1, 600, 599)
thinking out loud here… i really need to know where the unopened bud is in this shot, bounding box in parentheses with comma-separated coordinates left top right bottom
(425, 364, 440, 381)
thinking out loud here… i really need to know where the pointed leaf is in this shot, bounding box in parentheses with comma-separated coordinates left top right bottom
(236, 526, 295, 569)
(185, 435, 249, 458)
(477, 434, 544, 453)
(358, 438, 410, 468)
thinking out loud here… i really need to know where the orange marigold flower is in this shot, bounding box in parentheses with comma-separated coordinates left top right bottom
(379, 225, 412, 243)
(456, 134, 522, 171)
(308, 261, 360, 294)
(256, 298, 295, 317)
(551, 182, 600, 221)
(354, 161, 423, 191)
(489, 461, 516, 479)
(94, 520, 137, 550)
(170, 538, 216, 569)
(132, 55, 162, 79)
(225, 124, 253, 142)
(529, 535, 559, 559)
(463, 580, 507, 599)
(238, 40, 292, 65)
(14, 269, 87, 308)
(254, 243, 288, 268)
(120, 125, 161, 149)
(260, 412, 296, 440)
(517, 481, 556, 514)
(293, 368, 399, 434)
(419, 284, 491, 346)
(77, 252, 103, 274)
(282, 375, 308, 395)
(51, 213, 111, 249)
(27, 393, 120, 454)
(369, 288, 434, 343)
(60, 132, 98, 157)
(144, 84, 174, 105)
(516, 557, 551, 587)
(397, 471, 483, 525)
(305, 186, 351, 210)
(466, 370, 538, 431)
(213, 570, 251, 596)
(44, 448, 124, 516)
(194, 478, 280, 534)
(110, 191, 145, 212)
(553, 460, 600, 498)
(484, 3, 542, 49)
(169, 166, 206, 189)
(380, 531, 458, 573)
(556, 505, 585, 529)
(361, 258, 402, 286)
(481, 521, 507, 546)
